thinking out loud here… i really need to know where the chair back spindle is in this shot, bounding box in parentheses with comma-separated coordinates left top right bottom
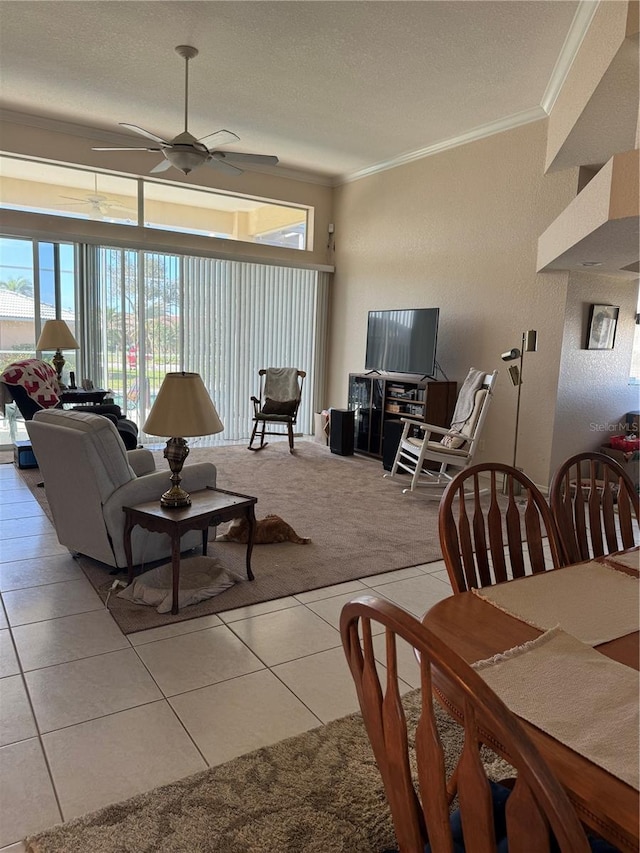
(550, 452, 639, 565)
(439, 463, 564, 594)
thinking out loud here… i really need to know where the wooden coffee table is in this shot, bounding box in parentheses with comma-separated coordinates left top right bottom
(123, 487, 257, 614)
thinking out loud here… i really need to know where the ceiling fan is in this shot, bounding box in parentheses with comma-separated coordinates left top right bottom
(92, 45, 279, 176)
(58, 176, 134, 220)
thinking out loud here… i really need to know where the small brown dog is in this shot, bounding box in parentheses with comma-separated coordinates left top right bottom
(218, 514, 311, 545)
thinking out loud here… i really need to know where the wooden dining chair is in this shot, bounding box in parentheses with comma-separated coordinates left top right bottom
(438, 462, 564, 594)
(340, 595, 591, 853)
(550, 451, 639, 565)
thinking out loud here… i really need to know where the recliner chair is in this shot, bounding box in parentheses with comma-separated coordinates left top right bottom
(27, 409, 217, 569)
(1, 358, 138, 449)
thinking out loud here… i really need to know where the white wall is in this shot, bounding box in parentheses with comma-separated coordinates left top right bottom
(550, 272, 639, 479)
(328, 119, 637, 487)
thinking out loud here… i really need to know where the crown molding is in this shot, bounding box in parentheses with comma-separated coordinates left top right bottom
(0, 0, 603, 194)
(540, 0, 600, 115)
(337, 106, 547, 186)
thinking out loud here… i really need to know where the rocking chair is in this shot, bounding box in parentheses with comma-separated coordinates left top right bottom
(384, 368, 497, 495)
(248, 368, 306, 453)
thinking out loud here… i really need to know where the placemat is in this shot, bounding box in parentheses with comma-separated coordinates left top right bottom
(472, 562, 639, 646)
(474, 627, 639, 790)
(605, 548, 640, 572)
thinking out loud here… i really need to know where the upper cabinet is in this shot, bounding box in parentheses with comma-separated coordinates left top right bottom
(537, 0, 639, 277)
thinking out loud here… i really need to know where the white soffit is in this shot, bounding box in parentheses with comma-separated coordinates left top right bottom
(0, 1, 591, 184)
(537, 150, 640, 278)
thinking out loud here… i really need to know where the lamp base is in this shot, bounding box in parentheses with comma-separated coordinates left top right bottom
(160, 437, 191, 508)
(160, 486, 192, 508)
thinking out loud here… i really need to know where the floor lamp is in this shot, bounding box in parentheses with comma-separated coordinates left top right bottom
(501, 330, 538, 493)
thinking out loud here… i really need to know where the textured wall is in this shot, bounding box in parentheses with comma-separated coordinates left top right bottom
(328, 119, 634, 487)
(550, 272, 639, 481)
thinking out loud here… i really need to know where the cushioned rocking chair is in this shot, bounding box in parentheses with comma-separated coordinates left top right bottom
(248, 368, 306, 453)
(384, 368, 497, 495)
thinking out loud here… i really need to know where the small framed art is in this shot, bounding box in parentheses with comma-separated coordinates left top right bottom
(586, 304, 619, 350)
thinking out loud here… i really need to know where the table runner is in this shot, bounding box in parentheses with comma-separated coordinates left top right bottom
(472, 562, 639, 646)
(605, 548, 640, 572)
(473, 627, 639, 790)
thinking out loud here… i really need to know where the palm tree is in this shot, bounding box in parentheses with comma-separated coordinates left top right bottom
(0, 276, 34, 297)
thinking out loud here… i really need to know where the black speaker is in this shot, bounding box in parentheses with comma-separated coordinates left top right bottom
(382, 419, 404, 471)
(330, 408, 354, 456)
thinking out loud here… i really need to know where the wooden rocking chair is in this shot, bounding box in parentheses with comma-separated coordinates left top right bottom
(248, 367, 306, 453)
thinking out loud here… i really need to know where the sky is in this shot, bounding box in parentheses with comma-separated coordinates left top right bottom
(0, 237, 76, 312)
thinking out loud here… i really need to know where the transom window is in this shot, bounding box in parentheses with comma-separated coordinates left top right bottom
(0, 154, 310, 250)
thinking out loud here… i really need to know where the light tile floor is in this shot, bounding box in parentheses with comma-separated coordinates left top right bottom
(0, 460, 453, 850)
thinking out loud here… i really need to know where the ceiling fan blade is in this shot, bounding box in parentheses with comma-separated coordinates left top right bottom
(119, 123, 169, 145)
(198, 129, 240, 147)
(214, 152, 279, 166)
(92, 146, 162, 152)
(59, 195, 87, 202)
(205, 156, 244, 176)
(150, 159, 173, 174)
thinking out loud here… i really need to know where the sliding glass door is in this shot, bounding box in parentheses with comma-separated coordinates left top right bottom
(83, 246, 328, 442)
(1, 234, 328, 448)
(0, 236, 77, 446)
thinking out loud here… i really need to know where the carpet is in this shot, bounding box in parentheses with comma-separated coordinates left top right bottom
(19, 440, 447, 633)
(25, 689, 512, 853)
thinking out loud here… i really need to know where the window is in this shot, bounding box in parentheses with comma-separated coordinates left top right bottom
(0, 157, 138, 224)
(143, 180, 309, 248)
(0, 154, 311, 250)
(83, 245, 329, 442)
(0, 236, 77, 445)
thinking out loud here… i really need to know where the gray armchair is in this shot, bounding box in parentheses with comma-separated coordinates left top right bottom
(27, 408, 217, 569)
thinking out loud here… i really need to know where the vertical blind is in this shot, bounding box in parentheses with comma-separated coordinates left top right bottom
(83, 245, 329, 442)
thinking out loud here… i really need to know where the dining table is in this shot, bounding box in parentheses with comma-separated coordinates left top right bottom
(422, 548, 639, 853)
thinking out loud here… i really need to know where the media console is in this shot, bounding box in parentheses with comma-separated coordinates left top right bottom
(347, 373, 457, 461)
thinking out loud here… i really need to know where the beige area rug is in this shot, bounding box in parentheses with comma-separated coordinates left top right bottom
(19, 440, 447, 634)
(25, 690, 512, 853)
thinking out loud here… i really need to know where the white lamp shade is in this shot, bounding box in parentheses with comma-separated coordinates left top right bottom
(36, 319, 79, 351)
(143, 372, 224, 437)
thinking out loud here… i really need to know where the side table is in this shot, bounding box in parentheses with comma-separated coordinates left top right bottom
(123, 487, 257, 614)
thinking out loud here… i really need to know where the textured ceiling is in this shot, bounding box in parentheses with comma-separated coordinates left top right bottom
(0, 1, 586, 182)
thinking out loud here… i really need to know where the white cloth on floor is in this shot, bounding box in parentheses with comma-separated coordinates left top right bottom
(118, 556, 242, 613)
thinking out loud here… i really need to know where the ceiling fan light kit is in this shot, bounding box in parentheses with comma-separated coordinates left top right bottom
(93, 45, 278, 177)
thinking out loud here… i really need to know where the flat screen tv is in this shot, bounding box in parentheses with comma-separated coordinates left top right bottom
(365, 307, 439, 377)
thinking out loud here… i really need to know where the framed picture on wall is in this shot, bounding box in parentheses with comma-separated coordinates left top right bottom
(586, 304, 619, 350)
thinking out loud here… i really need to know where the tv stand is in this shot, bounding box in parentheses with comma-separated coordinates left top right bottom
(348, 373, 457, 460)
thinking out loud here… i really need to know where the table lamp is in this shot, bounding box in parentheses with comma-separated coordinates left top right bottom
(36, 319, 80, 389)
(143, 372, 224, 508)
